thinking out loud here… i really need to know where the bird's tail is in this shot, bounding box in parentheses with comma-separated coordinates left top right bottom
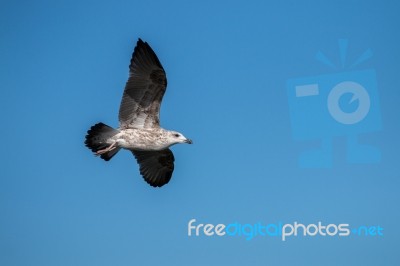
(85, 122, 121, 161)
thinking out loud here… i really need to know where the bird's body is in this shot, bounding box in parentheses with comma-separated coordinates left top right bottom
(85, 38, 192, 187)
(108, 128, 190, 151)
(114, 128, 169, 151)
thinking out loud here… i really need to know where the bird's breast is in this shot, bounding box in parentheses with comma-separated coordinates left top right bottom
(114, 129, 168, 151)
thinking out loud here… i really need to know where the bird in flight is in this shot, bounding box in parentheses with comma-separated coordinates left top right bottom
(85, 38, 192, 187)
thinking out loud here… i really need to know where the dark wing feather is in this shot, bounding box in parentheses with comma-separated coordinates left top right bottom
(132, 149, 175, 187)
(119, 39, 167, 129)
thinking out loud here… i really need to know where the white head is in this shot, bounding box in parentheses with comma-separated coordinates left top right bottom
(167, 131, 193, 146)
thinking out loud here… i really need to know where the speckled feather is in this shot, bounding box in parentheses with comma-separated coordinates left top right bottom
(85, 39, 192, 188)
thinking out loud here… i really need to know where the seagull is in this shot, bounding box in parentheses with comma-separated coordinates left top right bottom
(85, 38, 192, 187)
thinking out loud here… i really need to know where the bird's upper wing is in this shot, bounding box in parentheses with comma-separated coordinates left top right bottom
(132, 149, 175, 187)
(119, 39, 167, 129)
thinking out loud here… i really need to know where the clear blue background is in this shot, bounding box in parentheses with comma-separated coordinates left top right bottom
(1, 0, 399, 265)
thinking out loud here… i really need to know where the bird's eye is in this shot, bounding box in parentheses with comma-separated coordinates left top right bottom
(174, 134, 180, 137)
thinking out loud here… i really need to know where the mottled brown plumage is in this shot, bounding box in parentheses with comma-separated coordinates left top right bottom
(85, 39, 192, 187)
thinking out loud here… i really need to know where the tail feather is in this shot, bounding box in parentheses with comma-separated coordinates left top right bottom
(85, 122, 121, 161)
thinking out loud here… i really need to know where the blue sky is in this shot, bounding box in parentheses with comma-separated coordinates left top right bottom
(1, 0, 400, 265)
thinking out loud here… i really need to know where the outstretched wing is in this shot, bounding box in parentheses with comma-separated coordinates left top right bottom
(119, 39, 167, 129)
(132, 149, 175, 187)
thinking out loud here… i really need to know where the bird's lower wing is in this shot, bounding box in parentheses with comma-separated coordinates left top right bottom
(132, 149, 175, 187)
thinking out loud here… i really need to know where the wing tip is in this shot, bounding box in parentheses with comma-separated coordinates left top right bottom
(137, 37, 145, 45)
(131, 37, 164, 70)
(148, 170, 173, 187)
